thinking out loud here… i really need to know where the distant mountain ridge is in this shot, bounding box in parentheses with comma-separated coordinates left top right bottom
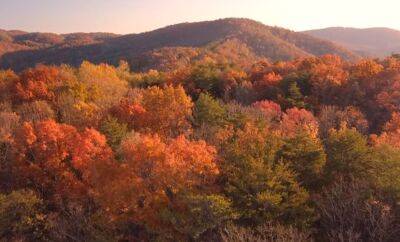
(0, 29, 120, 70)
(0, 18, 359, 71)
(304, 27, 400, 57)
(0, 29, 118, 50)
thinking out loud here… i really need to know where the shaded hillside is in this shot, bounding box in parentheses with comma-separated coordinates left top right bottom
(0, 18, 358, 71)
(304, 27, 400, 57)
(0, 29, 118, 57)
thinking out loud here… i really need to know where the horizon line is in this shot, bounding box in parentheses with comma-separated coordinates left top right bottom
(1, 17, 400, 35)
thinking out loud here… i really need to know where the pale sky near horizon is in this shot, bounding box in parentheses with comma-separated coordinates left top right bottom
(1, 0, 400, 34)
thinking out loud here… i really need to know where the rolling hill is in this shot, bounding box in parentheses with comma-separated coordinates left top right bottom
(0, 18, 359, 71)
(0, 29, 118, 52)
(304, 27, 400, 58)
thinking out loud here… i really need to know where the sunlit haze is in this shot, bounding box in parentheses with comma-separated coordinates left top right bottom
(1, 0, 400, 34)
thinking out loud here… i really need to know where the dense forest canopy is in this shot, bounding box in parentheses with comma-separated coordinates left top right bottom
(1, 52, 400, 241)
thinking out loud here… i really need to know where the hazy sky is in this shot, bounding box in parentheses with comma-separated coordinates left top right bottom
(1, 0, 400, 34)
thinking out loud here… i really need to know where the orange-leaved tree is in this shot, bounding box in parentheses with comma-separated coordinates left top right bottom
(281, 107, 319, 138)
(136, 85, 193, 137)
(101, 133, 219, 230)
(13, 65, 63, 104)
(11, 120, 116, 205)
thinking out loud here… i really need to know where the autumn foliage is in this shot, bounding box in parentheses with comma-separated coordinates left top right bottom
(11, 120, 115, 204)
(101, 133, 219, 231)
(13, 65, 62, 103)
(2, 55, 400, 240)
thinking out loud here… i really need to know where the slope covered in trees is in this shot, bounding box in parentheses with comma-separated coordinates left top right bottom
(1, 53, 400, 241)
(0, 28, 118, 57)
(304, 27, 400, 57)
(0, 18, 358, 71)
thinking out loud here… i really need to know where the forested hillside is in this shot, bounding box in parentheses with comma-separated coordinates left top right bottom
(1, 53, 400, 241)
(0, 29, 118, 54)
(305, 27, 400, 57)
(0, 18, 358, 71)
